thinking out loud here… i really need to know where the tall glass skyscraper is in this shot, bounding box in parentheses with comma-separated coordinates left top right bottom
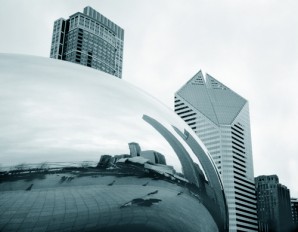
(50, 6, 124, 78)
(175, 71, 258, 231)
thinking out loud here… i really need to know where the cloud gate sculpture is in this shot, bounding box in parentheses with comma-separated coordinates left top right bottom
(0, 54, 228, 232)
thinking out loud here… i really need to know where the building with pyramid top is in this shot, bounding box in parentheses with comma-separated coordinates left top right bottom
(175, 71, 258, 231)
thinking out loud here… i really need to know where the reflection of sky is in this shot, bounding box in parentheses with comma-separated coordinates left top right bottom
(0, 55, 232, 217)
(0, 54, 216, 183)
(2, 55, 206, 174)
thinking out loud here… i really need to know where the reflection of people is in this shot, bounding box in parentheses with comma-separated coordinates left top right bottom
(128, 142, 141, 157)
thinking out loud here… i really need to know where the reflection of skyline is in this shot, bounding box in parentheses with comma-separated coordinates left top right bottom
(0, 54, 184, 170)
(0, 164, 218, 232)
(142, 114, 228, 230)
(1, 125, 228, 230)
(0, 55, 228, 231)
(97, 142, 179, 179)
(1, 112, 228, 230)
(1, 137, 227, 231)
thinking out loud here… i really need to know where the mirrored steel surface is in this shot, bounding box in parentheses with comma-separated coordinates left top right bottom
(0, 54, 228, 232)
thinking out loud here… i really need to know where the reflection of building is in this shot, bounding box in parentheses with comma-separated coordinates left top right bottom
(175, 71, 258, 231)
(128, 142, 166, 165)
(255, 175, 293, 232)
(50, 6, 124, 78)
(97, 154, 130, 168)
(97, 154, 112, 168)
(128, 142, 141, 157)
(141, 150, 166, 165)
(292, 198, 298, 231)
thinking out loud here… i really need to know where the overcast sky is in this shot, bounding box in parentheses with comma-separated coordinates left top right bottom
(0, 0, 297, 196)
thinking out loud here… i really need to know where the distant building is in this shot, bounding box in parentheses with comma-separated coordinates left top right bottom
(255, 175, 293, 232)
(50, 6, 124, 78)
(128, 142, 141, 157)
(292, 198, 298, 231)
(175, 71, 258, 231)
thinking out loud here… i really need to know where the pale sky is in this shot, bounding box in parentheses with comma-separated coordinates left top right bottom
(0, 0, 297, 197)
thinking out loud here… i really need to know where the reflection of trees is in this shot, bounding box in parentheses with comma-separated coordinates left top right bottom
(38, 162, 49, 170)
(80, 161, 93, 168)
(13, 163, 29, 171)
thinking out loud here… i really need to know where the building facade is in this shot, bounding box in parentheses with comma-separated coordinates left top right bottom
(255, 175, 293, 232)
(50, 6, 124, 78)
(292, 198, 298, 231)
(175, 71, 258, 231)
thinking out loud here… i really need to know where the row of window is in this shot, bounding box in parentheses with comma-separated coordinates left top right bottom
(65, 52, 116, 75)
(69, 14, 116, 46)
(64, 30, 117, 67)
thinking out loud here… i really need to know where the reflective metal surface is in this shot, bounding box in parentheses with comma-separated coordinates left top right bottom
(0, 54, 228, 232)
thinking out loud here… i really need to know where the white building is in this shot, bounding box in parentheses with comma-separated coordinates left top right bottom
(175, 71, 258, 231)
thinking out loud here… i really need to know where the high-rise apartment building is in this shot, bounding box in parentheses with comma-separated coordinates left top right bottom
(291, 198, 298, 231)
(255, 175, 293, 232)
(175, 71, 258, 231)
(50, 6, 124, 78)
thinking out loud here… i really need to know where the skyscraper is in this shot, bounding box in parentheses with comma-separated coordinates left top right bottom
(50, 6, 124, 78)
(255, 175, 293, 232)
(291, 198, 298, 231)
(175, 71, 258, 231)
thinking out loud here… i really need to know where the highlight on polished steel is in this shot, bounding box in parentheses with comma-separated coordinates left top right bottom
(0, 54, 228, 232)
